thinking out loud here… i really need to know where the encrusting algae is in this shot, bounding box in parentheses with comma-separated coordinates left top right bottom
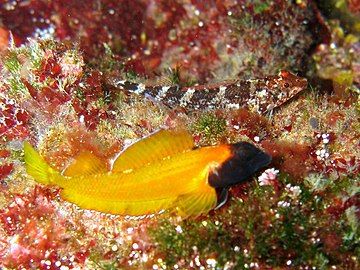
(24, 129, 271, 218)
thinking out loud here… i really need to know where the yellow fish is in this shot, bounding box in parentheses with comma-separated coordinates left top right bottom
(24, 129, 271, 217)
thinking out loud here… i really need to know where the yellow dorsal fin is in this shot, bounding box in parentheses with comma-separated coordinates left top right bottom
(112, 129, 194, 173)
(63, 151, 108, 177)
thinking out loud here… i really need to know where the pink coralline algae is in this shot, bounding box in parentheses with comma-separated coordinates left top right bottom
(0, 186, 101, 269)
(258, 168, 279, 186)
(0, 187, 68, 269)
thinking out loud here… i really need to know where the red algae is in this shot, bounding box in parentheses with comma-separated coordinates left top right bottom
(0, 163, 13, 181)
(261, 140, 312, 179)
(0, 97, 30, 141)
(230, 108, 269, 140)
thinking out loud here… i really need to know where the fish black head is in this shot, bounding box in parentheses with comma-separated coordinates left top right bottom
(208, 142, 271, 188)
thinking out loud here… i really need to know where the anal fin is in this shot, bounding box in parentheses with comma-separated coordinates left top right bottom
(175, 189, 217, 218)
(61, 188, 176, 216)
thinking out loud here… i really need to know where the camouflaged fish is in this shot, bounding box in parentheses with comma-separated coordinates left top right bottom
(24, 129, 271, 218)
(113, 70, 307, 114)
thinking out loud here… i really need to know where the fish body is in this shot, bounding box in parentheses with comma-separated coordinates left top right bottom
(113, 70, 307, 114)
(24, 129, 271, 217)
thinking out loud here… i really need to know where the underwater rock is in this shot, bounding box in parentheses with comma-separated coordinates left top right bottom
(1, 0, 326, 82)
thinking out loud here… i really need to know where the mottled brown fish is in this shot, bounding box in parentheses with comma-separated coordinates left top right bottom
(24, 129, 271, 218)
(113, 70, 307, 114)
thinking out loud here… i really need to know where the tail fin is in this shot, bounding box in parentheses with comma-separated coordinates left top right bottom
(24, 141, 58, 185)
(208, 142, 271, 188)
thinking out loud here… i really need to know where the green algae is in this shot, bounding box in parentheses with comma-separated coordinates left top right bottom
(192, 112, 227, 144)
(150, 174, 359, 269)
(3, 51, 22, 73)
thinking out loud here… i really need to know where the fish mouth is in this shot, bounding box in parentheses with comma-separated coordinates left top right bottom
(208, 142, 271, 188)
